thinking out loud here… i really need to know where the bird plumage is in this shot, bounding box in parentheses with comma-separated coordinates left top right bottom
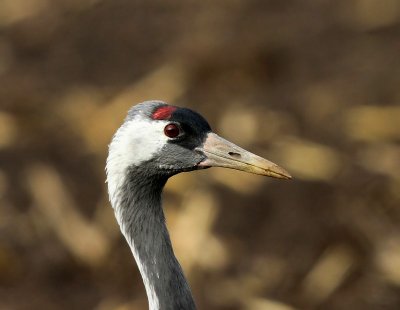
(107, 100, 291, 310)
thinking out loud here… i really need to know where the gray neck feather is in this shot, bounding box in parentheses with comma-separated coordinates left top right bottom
(114, 167, 196, 310)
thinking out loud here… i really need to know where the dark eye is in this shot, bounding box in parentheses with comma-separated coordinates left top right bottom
(164, 123, 181, 138)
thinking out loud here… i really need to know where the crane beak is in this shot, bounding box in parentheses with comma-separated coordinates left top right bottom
(196, 132, 292, 179)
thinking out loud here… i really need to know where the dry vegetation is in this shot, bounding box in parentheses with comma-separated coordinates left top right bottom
(1, 0, 400, 309)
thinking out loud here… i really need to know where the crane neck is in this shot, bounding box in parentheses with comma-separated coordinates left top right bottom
(111, 166, 196, 310)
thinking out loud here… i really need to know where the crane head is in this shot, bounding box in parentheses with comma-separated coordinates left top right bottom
(107, 100, 291, 188)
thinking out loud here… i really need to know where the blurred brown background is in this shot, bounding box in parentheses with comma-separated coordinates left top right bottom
(1, 0, 400, 309)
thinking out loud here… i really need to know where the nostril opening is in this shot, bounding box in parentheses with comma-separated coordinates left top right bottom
(228, 152, 241, 158)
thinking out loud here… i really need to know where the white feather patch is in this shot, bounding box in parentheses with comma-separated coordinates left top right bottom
(106, 115, 169, 207)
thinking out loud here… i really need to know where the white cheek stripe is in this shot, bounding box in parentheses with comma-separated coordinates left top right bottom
(106, 115, 169, 207)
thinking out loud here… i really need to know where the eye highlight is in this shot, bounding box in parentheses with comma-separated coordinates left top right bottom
(164, 123, 181, 138)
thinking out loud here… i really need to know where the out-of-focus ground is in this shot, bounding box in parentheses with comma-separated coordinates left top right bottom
(1, 0, 400, 309)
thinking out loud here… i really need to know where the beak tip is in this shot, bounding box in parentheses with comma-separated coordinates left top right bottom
(269, 166, 292, 180)
(284, 174, 293, 180)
